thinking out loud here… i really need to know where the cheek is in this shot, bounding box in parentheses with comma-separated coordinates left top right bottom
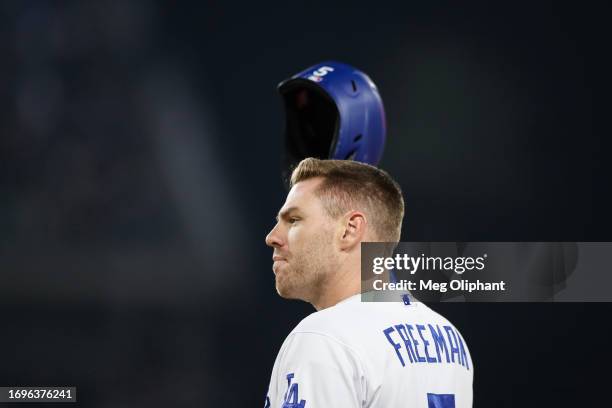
(285, 228, 309, 256)
(288, 223, 334, 253)
(285, 226, 302, 249)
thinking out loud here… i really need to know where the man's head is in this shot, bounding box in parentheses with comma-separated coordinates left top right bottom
(265, 158, 404, 307)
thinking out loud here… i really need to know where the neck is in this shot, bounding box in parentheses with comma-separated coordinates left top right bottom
(311, 255, 361, 311)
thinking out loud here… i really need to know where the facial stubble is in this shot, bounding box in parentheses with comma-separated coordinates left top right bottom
(275, 226, 339, 303)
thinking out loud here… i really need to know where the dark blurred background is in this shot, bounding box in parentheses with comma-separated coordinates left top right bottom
(1, 1, 610, 406)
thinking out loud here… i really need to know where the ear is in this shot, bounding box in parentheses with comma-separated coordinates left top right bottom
(339, 211, 367, 250)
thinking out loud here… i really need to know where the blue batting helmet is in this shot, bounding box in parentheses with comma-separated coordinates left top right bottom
(278, 61, 386, 183)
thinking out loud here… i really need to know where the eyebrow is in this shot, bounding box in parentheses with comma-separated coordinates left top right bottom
(276, 206, 300, 222)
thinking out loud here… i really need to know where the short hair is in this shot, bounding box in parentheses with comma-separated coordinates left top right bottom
(290, 158, 404, 242)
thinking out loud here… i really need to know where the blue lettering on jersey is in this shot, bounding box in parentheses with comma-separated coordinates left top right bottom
(417, 324, 437, 363)
(282, 373, 306, 408)
(456, 331, 470, 370)
(429, 324, 450, 363)
(444, 326, 461, 366)
(407, 324, 426, 363)
(383, 327, 405, 367)
(427, 393, 456, 408)
(383, 323, 470, 370)
(395, 324, 416, 363)
(264, 396, 270, 408)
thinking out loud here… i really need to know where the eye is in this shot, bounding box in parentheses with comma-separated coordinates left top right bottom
(288, 217, 300, 224)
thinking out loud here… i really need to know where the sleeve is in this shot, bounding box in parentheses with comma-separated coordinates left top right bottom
(266, 332, 365, 408)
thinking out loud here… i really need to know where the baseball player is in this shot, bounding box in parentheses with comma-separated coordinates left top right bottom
(264, 158, 473, 407)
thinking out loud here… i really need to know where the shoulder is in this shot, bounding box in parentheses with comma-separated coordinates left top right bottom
(284, 307, 361, 357)
(276, 296, 370, 362)
(292, 295, 363, 337)
(268, 324, 367, 407)
(292, 294, 455, 336)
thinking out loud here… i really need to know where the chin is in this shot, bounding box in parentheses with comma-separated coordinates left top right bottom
(275, 279, 294, 299)
(275, 277, 301, 300)
(275, 287, 293, 299)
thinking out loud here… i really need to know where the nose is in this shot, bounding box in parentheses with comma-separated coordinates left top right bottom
(265, 223, 284, 248)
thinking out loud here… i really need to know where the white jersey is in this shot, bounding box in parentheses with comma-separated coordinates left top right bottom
(265, 294, 473, 408)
